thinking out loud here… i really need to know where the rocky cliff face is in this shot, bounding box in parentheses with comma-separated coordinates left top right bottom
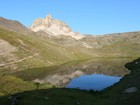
(29, 15, 85, 39)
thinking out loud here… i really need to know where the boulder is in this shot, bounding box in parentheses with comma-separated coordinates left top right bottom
(123, 87, 138, 93)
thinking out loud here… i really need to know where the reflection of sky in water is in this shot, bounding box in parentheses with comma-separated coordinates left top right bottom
(66, 74, 122, 91)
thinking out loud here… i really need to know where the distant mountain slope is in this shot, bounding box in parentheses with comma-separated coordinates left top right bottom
(80, 32, 140, 57)
(81, 32, 140, 47)
(0, 17, 31, 34)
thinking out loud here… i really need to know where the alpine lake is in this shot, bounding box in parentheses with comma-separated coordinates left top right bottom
(33, 58, 134, 91)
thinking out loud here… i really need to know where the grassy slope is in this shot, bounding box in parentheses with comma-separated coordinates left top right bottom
(0, 27, 91, 73)
(12, 58, 133, 81)
(0, 76, 52, 96)
(90, 43, 140, 57)
(84, 32, 140, 57)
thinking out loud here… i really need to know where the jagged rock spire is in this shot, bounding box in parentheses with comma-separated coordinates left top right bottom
(45, 14, 52, 19)
(29, 14, 85, 39)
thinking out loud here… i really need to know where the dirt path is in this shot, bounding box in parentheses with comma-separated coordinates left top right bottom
(0, 50, 13, 55)
(0, 53, 39, 67)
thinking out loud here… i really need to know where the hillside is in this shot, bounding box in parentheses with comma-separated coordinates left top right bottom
(80, 32, 140, 57)
(0, 58, 140, 105)
(0, 26, 92, 75)
(0, 16, 140, 77)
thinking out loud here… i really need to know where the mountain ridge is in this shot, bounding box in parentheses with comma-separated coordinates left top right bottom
(0, 17, 32, 34)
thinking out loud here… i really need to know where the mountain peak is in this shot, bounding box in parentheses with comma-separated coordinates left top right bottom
(45, 14, 52, 19)
(29, 15, 85, 39)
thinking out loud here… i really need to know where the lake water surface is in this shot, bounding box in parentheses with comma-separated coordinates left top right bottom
(66, 74, 122, 91)
(32, 58, 134, 90)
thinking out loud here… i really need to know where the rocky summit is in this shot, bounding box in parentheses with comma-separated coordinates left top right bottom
(29, 14, 85, 39)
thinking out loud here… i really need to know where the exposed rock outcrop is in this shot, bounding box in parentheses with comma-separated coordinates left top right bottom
(0, 39, 18, 68)
(123, 87, 138, 93)
(0, 39, 17, 55)
(29, 14, 85, 39)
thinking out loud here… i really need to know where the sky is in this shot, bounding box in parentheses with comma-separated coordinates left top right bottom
(0, 0, 140, 35)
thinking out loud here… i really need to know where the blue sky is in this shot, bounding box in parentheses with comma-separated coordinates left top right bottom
(0, 0, 140, 35)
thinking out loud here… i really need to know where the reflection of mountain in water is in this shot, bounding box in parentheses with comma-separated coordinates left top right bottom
(33, 58, 133, 86)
